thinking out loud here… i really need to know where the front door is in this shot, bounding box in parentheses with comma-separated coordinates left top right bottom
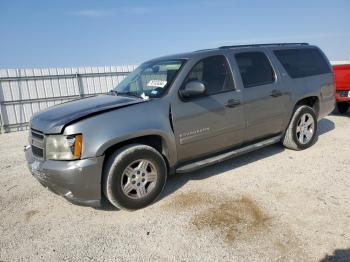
(171, 55, 245, 163)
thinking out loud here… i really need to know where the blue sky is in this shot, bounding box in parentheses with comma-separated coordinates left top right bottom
(0, 0, 349, 68)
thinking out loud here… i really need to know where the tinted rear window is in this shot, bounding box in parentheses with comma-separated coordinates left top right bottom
(274, 48, 331, 78)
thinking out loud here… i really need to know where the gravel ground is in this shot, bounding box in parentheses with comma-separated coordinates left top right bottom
(0, 113, 349, 262)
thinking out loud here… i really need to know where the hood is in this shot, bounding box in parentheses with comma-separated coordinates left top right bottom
(30, 94, 145, 134)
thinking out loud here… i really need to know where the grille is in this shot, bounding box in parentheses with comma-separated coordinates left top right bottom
(30, 129, 45, 159)
(32, 146, 44, 157)
(31, 130, 44, 140)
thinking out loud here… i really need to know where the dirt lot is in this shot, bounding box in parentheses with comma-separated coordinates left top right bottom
(0, 113, 349, 261)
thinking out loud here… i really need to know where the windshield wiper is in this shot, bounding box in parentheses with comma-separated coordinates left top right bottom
(115, 91, 141, 98)
(107, 90, 118, 95)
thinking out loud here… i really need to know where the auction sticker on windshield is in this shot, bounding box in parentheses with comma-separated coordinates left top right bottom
(147, 80, 167, 88)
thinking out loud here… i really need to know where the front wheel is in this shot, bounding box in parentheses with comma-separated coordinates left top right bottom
(103, 144, 167, 210)
(282, 105, 318, 150)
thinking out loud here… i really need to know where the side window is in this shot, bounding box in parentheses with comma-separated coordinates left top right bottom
(183, 55, 234, 95)
(273, 48, 331, 78)
(235, 52, 275, 88)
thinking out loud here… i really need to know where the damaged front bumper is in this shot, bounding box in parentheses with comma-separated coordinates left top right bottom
(25, 145, 104, 207)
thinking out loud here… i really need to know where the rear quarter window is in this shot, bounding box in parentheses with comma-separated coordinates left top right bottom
(274, 48, 331, 79)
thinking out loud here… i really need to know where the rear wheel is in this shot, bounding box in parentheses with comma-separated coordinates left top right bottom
(336, 102, 349, 114)
(282, 105, 317, 150)
(103, 144, 167, 210)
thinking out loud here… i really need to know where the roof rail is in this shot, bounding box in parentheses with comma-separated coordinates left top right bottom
(194, 48, 217, 53)
(219, 43, 309, 49)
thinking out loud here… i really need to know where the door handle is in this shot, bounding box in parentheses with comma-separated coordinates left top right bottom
(270, 90, 282, 97)
(225, 99, 241, 108)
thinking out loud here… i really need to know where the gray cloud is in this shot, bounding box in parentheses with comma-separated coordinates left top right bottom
(214, 33, 341, 46)
(66, 9, 113, 17)
(66, 6, 152, 18)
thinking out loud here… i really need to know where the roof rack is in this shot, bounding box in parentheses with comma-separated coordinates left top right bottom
(219, 43, 309, 49)
(194, 48, 217, 53)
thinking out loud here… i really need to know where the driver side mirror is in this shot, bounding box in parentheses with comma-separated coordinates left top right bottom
(179, 80, 206, 99)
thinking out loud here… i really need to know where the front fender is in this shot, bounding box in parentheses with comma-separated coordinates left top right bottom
(63, 99, 178, 167)
(95, 129, 176, 164)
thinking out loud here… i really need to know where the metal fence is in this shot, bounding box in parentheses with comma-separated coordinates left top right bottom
(0, 65, 137, 133)
(0, 60, 348, 133)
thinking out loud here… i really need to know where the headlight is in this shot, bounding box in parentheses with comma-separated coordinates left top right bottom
(46, 134, 82, 160)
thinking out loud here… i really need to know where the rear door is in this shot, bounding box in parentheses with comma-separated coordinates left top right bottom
(171, 55, 245, 163)
(232, 50, 288, 142)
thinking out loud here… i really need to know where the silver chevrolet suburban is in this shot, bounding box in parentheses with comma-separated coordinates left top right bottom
(25, 43, 335, 210)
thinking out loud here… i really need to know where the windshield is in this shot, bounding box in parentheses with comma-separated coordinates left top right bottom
(113, 59, 185, 98)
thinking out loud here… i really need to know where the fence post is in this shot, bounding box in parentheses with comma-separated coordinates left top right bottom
(17, 69, 25, 131)
(75, 73, 84, 98)
(0, 80, 4, 134)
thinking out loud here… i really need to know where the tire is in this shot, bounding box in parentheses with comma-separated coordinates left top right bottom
(282, 105, 318, 150)
(102, 144, 167, 210)
(336, 102, 349, 114)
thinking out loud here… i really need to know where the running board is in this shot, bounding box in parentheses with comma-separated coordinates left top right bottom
(176, 135, 282, 173)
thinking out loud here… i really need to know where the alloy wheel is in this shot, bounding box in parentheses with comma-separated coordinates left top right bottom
(296, 113, 315, 144)
(120, 159, 158, 199)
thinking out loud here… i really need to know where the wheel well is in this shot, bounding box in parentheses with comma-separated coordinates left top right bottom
(296, 96, 320, 116)
(103, 135, 169, 168)
(100, 136, 170, 202)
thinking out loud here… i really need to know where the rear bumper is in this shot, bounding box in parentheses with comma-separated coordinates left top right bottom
(25, 146, 104, 207)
